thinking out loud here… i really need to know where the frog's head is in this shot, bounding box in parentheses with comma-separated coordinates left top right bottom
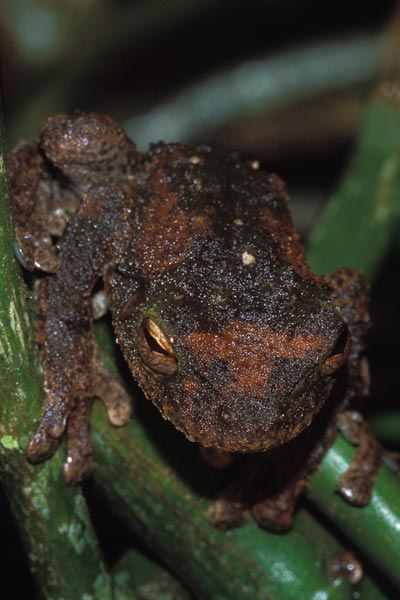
(118, 238, 350, 453)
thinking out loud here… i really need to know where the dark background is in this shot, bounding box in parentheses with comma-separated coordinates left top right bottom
(1, 1, 399, 596)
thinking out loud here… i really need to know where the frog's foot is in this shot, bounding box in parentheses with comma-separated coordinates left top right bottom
(92, 351, 133, 426)
(64, 398, 94, 484)
(251, 489, 295, 532)
(337, 410, 382, 506)
(208, 498, 249, 530)
(9, 141, 79, 273)
(27, 400, 68, 463)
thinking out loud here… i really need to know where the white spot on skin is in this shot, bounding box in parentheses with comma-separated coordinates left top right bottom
(242, 251, 256, 265)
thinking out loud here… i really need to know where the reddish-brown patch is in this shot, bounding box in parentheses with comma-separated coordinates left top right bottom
(181, 375, 201, 395)
(259, 206, 318, 281)
(182, 321, 326, 397)
(135, 169, 212, 275)
(81, 196, 102, 217)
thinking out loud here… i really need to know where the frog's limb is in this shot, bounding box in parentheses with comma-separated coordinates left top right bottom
(64, 398, 94, 484)
(208, 497, 249, 530)
(337, 410, 382, 505)
(251, 488, 297, 531)
(92, 345, 133, 426)
(9, 113, 140, 273)
(323, 268, 371, 398)
(208, 455, 299, 532)
(8, 141, 79, 272)
(323, 269, 383, 505)
(27, 182, 131, 481)
(38, 113, 140, 193)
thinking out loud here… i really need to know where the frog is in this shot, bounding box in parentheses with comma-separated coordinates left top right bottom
(8, 112, 382, 531)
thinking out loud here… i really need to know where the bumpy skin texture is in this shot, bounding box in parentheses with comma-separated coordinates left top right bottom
(9, 113, 380, 529)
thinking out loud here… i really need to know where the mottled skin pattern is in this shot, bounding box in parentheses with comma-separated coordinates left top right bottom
(9, 113, 382, 530)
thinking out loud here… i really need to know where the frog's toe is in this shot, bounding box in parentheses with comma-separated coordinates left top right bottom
(27, 427, 60, 463)
(251, 492, 295, 532)
(92, 353, 133, 426)
(337, 469, 373, 506)
(208, 498, 249, 530)
(101, 382, 133, 427)
(63, 398, 94, 484)
(64, 452, 94, 484)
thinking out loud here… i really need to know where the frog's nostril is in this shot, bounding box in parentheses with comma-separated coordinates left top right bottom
(321, 329, 351, 377)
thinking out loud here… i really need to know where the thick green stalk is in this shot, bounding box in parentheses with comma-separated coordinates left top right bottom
(308, 83, 400, 280)
(91, 400, 387, 600)
(305, 83, 400, 589)
(113, 550, 191, 600)
(307, 436, 400, 588)
(369, 411, 400, 443)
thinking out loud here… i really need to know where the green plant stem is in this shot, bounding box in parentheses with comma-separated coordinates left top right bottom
(113, 549, 191, 600)
(91, 401, 387, 600)
(305, 82, 400, 590)
(308, 83, 400, 280)
(307, 435, 400, 589)
(369, 411, 400, 443)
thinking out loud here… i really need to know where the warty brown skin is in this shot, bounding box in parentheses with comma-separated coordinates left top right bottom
(9, 113, 381, 530)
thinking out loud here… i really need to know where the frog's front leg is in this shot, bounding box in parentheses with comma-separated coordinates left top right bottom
(337, 411, 382, 505)
(323, 269, 383, 505)
(209, 448, 306, 532)
(27, 182, 132, 482)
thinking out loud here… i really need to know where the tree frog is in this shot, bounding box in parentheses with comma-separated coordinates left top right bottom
(9, 113, 381, 530)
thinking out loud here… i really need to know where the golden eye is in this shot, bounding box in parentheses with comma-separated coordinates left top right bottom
(137, 317, 178, 375)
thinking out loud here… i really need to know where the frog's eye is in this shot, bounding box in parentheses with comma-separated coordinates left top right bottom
(321, 329, 351, 377)
(137, 317, 178, 375)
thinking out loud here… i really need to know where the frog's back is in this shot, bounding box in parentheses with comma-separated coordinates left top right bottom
(132, 142, 315, 283)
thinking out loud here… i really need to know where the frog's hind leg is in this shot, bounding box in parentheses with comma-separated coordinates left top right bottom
(337, 410, 382, 505)
(8, 140, 79, 273)
(208, 453, 302, 532)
